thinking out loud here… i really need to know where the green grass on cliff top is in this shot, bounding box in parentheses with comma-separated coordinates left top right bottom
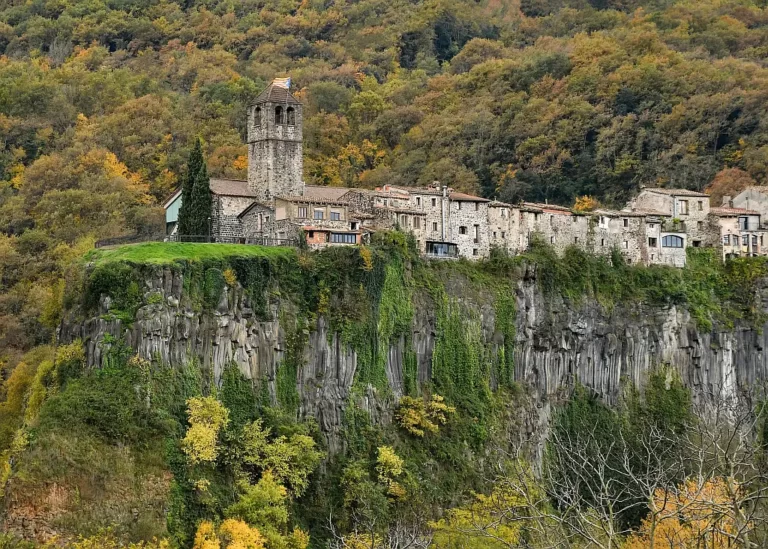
(85, 242, 295, 265)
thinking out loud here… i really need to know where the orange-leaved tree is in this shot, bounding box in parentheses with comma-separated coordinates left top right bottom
(623, 477, 740, 549)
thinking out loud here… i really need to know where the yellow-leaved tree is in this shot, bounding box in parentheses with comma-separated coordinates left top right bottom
(573, 195, 600, 213)
(182, 396, 230, 465)
(395, 394, 455, 437)
(431, 484, 529, 549)
(193, 519, 265, 549)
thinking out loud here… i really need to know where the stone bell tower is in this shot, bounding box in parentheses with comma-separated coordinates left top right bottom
(247, 77, 304, 204)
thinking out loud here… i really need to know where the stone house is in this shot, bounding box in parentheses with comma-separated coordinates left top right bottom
(590, 210, 646, 264)
(710, 206, 764, 259)
(628, 188, 716, 248)
(732, 187, 768, 221)
(487, 201, 518, 254)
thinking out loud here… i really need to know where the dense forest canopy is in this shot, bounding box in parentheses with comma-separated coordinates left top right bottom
(3, 0, 768, 357)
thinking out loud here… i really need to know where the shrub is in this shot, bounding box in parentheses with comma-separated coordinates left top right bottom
(182, 396, 229, 465)
(37, 368, 164, 444)
(396, 394, 456, 437)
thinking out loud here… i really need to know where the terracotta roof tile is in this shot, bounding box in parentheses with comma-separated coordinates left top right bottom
(523, 202, 571, 212)
(450, 192, 490, 202)
(593, 209, 646, 217)
(710, 207, 760, 216)
(488, 200, 514, 208)
(252, 79, 301, 105)
(209, 179, 257, 197)
(642, 188, 709, 198)
(303, 185, 353, 201)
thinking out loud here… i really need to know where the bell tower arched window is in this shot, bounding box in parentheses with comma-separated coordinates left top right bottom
(275, 106, 284, 124)
(254, 106, 261, 126)
(286, 106, 295, 125)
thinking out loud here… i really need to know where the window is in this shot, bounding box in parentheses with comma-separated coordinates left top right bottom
(623, 218, 628, 227)
(572, 216, 577, 223)
(413, 217, 420, 229)
(330, 211, 341, 221)
(662, 235, 684, 248)
(743, 235, 749, 246)
(493, 231, 497, 238)
(459, 226, 467, 235)
(501, 231, 506, 238)
(649, 223, 655, 229)
(501, 209, 507, 217)
(574, 237, 579, 244)
(297, 206, 308, 218)
(473, 225, 480, 243)
(458, 202, 462, 210)
(308, 231, 314, 238)
(431, 198, 436, 207)
(473, 249, 478, 256)
(679, 200, 689, 215)
(723, 235, 730, 245)
(753, 235, 759, 246)
(330, 233, 356, 244)
(416, 197, 421, 206)
(649, 237, 658, 247)
(623, 241, 628, 249)
(474, 202, 479, 211)
(286, 106, 295, 125)
(692, 240, 701, 248)
(275, 106, 284, 124)
(697, 221, 703, 231)
(350, 222, 359, 230)
(400, 215, 407, 226)
(432, 222, 438, 232)
(314, 210, 324, 220)
(383, 199, 388, 207)
(550, 236, 555, 244)
(254, 106, 261, 126)
(601, 238, 605, 246)
(698, 200, 703, 211)
(762, 236, 764, 246)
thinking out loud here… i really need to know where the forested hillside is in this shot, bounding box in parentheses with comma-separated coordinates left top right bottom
(3, 0, 768, 358)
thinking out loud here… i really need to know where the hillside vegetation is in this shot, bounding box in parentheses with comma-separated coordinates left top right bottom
(3, 239, 768, 547)
(3, 0, 768, 357)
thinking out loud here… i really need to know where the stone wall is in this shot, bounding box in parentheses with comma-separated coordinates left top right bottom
(734, 189, 768, 220)
(212, 195, 251, 240)
(240, 203, 274, 239)
(247, 100, 304, 204)
(447, 200, 491, 258)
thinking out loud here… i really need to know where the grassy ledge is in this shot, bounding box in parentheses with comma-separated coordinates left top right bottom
(84, 242, 297, 265)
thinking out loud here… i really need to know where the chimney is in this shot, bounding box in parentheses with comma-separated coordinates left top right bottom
(722, 196, 733, 208)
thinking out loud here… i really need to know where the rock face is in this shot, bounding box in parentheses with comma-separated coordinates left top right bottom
(61, 263, 768, 450)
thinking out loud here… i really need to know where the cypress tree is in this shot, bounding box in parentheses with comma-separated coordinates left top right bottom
(177, 138, 204, 236)
(187, 161, 212, 238)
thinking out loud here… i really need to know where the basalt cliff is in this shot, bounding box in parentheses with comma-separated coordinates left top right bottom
(60, 246, 768, 451)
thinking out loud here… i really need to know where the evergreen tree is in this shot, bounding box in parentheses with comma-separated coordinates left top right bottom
(177, 138, 204, 236)
(187, 161, 212, 238)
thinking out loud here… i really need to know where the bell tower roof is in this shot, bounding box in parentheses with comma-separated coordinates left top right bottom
(252, 77, 301, 105)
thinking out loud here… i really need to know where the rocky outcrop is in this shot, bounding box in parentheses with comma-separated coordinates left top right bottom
(61, 262, 768, 450)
